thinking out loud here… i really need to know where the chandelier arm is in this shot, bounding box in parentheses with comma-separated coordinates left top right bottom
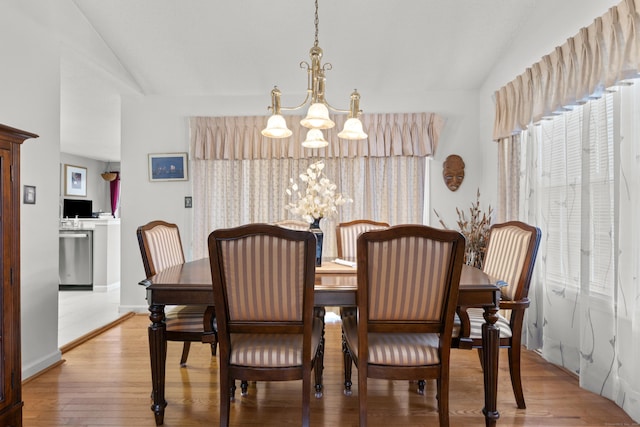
(323, 101, 352, 115)
(278, 91, 313, 112)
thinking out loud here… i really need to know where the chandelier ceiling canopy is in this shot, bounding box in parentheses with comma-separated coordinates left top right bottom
(261, 0, 367, 147)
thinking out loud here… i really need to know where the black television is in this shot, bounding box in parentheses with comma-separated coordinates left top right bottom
(63, 199, 93, 218)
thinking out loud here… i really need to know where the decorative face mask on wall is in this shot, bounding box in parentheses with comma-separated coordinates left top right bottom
(442, 154, 465, 192)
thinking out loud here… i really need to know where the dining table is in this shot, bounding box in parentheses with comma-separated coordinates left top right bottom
(141, 258, 502, 427)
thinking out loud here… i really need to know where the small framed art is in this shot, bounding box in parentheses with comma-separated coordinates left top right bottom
(64, 164, 87, 197)
(23, 185, 36, 204)
(148, 153, 188, 182)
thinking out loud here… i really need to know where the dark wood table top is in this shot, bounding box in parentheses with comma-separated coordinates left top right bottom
(144, 258, 499, 308)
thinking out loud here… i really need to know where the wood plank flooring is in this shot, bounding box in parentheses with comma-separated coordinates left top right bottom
(23, 315, 635, 426)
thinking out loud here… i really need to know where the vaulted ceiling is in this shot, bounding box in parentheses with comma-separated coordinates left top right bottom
(15, 0, 612, 161)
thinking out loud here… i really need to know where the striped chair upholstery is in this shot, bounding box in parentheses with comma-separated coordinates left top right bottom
(452, 221, 541, 410)
(208, 223, 322, 427)
(274, 219, 310, 231)
(336, 219, 389, 259)
(141, 223, 184, 276)
(341, 225, 466, 427)
(137, 220, 217, 366)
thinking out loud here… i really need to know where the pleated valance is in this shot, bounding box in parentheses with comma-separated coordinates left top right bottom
(493, 0, 640, 140)
(190, 112, 445, 160)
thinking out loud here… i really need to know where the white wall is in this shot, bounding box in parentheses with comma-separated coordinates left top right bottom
(0, 3, 63, 378)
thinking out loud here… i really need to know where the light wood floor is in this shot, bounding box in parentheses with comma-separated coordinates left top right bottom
(23, 315, 635, 427)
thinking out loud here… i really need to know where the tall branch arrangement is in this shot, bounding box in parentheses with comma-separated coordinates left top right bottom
(434, 189, 493, 268)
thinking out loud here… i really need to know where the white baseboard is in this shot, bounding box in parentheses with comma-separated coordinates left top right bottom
(22, 349, 62, 381)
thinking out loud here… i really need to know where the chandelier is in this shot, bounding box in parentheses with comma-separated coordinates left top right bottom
(261, 0, 367, 148)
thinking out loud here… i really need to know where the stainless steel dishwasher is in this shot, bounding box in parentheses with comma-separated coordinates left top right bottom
(59, 229, 93, 290)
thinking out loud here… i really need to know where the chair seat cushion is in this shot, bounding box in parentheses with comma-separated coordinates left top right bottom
(453, 308, 512, 339)
(165, 305, 208, 333)
(342, 314, 440, 366)
(229, 317, 323, 368)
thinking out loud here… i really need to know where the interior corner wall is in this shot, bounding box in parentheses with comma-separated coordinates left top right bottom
(0, 4, 64, 378)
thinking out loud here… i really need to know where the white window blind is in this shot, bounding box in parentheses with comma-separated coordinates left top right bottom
(534, 92, 615, 297)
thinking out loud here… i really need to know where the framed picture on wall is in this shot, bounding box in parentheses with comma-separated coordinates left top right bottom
(64, 164, 87, 197)
(148, 153, 188, 182)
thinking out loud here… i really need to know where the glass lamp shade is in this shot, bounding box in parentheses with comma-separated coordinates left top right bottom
(300, 103, 335, 129)
(337, 117, 368, 140)
(261, 114, 293, 138)
(301, 129, 329, 148)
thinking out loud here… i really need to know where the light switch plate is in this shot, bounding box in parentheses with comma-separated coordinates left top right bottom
(184, 196, 192, 208)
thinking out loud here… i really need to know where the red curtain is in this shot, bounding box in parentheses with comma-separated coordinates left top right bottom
(109, 172, 120, 217)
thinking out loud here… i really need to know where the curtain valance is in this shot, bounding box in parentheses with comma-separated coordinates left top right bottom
(190, 112, 445, 160)
(493, 0, 640, 140)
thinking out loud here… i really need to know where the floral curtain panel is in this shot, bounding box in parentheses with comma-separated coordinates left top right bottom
(493, 0, 640, 140)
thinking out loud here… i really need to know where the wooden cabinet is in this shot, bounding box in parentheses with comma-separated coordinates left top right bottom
(0, 124, 37, 427)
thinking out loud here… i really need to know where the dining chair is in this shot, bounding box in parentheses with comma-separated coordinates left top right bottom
(274, 219, 310, 230)
(137, 220, 217, 366)
(335, 219, 389, 259)
(208, 223, 323, 427)
(336, 219, 390, 384)
(341, 224, 465, 427)
(452, 220, 541, 409)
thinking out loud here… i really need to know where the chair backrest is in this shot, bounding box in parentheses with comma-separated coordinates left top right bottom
(274, 219, 309, 231)
(208, 223, 316, 333)
(357, 225, 465, 335)
(137, 220, 185, 278)
(336, 219, 389, 259)
(482, 221, 542, 301)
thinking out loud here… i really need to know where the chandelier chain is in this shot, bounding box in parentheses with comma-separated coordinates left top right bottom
(313, 0, 319, 48)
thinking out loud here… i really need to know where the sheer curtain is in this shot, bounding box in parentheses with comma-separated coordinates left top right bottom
(518, 82, 640, 421)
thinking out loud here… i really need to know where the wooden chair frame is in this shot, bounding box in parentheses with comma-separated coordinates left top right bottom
(335, 219, 389, 259)
(453, 220, 541, 409)
(342, 225, 466, 427)
(208, 223, 323, 427)
(137, 220, 217, 366)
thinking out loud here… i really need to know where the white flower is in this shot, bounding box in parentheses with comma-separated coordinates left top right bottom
(284, 160, 352, 223)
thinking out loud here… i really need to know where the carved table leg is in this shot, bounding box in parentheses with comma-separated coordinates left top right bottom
(314, 306, 325, 398)
(481, 305, 500, 427)
(148, 304, 167, 426)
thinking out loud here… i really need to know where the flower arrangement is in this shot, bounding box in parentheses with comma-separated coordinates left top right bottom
(285, 160, 352, 224)
(434, 188, 493, 268)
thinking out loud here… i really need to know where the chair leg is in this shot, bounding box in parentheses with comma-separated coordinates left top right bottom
(314, 306, 325, 398)
(436, 377, 450, 427)
(179, 342, 191, 367)
(302, 370, 311, 427)
(342, 333, 353, 396)
(314, 336, 325, 398)
(240, 380, 249, 397)
(417, 379, 426, 395)
(508, 345, 526, 409)
(358, 366, 367, 427)
(219, 371, 231, 427)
